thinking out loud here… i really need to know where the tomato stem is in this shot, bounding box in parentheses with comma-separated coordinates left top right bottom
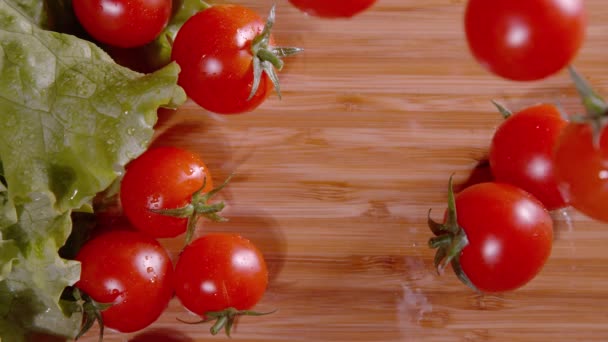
(428, 234, 451, 248)
(248, 5, 303, 101)
(149, 173, 234, 246)
(60, 287, 112, 342)
(177, 307, 277, 337)
(451, 255, 477, 290)
(211, 315, 228, 335)
(569, 66, 607, 119)
(427, 175, 479, 292)
(555, 102, 570, 121)
(427, 208, 445, 236)
(185, 173, 233, 245)
(491, 100, 512, 119)
(568, 66, 608, 148)
(149, 203, 194, 218)
(445, 175, 459, 231)
(258, 48, 284, 70)
(272, 46, 305, 58)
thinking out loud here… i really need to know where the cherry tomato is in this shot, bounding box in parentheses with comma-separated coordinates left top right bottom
(73, 0, 172, 48)
(171, 5, 275, 114)
(430, 181, 553, 293)
(75, 230, 174, 333)
(554, 122, 608, 222)
(489, 104, 568, 210)
(288, 0, 377, 18)
(120, 146, 213, 239)
(174, 233, 268, 315)
(465, 0, 586, 81)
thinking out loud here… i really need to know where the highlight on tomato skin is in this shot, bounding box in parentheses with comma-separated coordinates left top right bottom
(288, 0, 377, 18)
(464, 0, 586, 81)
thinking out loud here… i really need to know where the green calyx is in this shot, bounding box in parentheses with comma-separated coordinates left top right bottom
(60, 287, 112, 342)
(491, 100, 513, 119)
(198, 1, 212, 11)
(249, 5, 304, 101)
(427, 175, 478, 292)
(568, 66, 608, 146)
(150, 174, 234, 246)
(177, 307, 277, 337)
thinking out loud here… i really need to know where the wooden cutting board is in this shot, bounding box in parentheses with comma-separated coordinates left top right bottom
(79, 0, 608, 341)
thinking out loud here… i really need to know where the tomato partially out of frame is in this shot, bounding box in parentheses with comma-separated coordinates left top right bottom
(465, 0, 586, 81)
(554, 122, 608, 222)
(553, 68, 608, 223)
(288, 0, 377, 18)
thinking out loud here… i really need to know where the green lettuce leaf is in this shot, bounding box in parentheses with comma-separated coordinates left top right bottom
(0, 194, 81, 340)
(0, 0, 186, 339)
(2, 0, 46, 27)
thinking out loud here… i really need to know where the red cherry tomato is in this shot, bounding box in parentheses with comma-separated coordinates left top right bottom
(430, 181, 553, 293)
(554, 122, 608, 222)
(75, 230, 174, 333)
(489, 104, 568, 210)
(174, 233, 268, 315)
(456, 183, 553, 292)
(120, 147, 213, 238)
(171, 5, 275, 114)
(465, 0, 586, 81)
(72, 0, 172, 48)
(288, 0, 377, 18)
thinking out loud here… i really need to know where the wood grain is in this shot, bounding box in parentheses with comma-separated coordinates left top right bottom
(80, 1, 608, 341)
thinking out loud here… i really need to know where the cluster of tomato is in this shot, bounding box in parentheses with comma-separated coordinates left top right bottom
(71, 0, 376, 116)
(73, 0, 291, 114)
(74, 146, 270, 337)
(429, 0, 608, 293)
(64, 0, 378, 339)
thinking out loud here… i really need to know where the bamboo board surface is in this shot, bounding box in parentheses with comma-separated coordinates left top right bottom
(80, 0, 608, 341)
